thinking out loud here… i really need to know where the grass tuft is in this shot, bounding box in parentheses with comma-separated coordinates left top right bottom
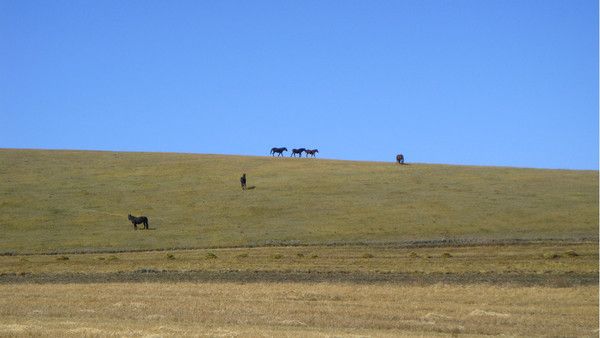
(56, 256, 69, 261)
(543, 253, 561, 259)
(206, 252, 217, 259)
(564, 250, 579, 257)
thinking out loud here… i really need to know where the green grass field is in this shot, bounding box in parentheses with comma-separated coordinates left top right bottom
(0, 149, 597, 254)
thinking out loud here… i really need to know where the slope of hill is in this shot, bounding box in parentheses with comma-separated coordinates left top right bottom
(0, 149, 597, 253)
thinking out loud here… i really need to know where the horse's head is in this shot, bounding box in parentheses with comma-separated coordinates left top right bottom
(314, 149, 319, 153)
(283, 147, 288, 151)
(128, 214, 132, 220)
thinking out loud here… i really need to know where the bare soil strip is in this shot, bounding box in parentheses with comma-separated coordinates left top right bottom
(1, 270, 596, 287)
(1, 237, 594, 256)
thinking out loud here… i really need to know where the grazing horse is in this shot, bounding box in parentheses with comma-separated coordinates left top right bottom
(396, 154, 405, 164)
(305, 149, 319, 157)
(290, 148, 306, 157)
(128, 214, 149, 230)
(270, 147, 288, 157)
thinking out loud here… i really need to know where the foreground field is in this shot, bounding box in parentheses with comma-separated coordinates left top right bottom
(0, 242, 596, 336)
(0, 282, 597, 337)
(0, 149, 597, 253)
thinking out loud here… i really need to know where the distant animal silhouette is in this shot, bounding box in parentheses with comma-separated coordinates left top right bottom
(270, 147, 288, 157)
(291, 148, 306, 157)
(305, 149, 319, 157)
(396, 154, 405, 164)
(128, 214, 149, 230)
(240, 173, 247, 190)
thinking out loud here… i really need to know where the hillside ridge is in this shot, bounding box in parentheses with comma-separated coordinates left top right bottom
(0, 148, 597, 253)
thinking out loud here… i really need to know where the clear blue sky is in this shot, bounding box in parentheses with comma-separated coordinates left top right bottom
(1, 0, 597, 169)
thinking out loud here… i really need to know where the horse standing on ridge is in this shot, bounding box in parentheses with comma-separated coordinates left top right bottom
(270, 147, 288, 157)
(290, 148, 306, 157)
(305, 149, 319, 157)
(396, 154, 405, 164)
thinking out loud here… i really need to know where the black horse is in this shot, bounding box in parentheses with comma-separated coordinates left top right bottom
(270, 147, 288, 157)
(128, 214, 149, 230)
(240, 173, 247, 190)
(291, 148, 306, 157)
(396, 154, 405, 164)
(305, 149, 319, 157)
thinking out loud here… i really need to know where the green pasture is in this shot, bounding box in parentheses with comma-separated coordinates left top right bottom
(0, 149, 597, 253)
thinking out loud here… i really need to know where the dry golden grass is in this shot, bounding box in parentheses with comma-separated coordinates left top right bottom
(0, 282, 596, 337)
(1, 149, 597, 336)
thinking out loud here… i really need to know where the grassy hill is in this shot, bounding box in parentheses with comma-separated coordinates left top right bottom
(0, 149, 597, 253)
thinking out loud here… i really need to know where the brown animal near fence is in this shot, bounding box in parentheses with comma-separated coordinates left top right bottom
(396, 154, 405, 164)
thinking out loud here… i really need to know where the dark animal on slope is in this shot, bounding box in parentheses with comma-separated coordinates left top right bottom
(270, 147, 288, 157)
(291, 148, 306, 157)
(396, 154, 405, 164)
(240, 173, 247, 190)
(128, 214, 149, 230)
(305, 149, 319, 157)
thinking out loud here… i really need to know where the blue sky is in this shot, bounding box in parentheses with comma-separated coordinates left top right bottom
(1, 0, 597, 169)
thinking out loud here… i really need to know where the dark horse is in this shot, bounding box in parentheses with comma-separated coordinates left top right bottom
(128, 214, 149, 230)
(396, 154, 405, 164)
(290, 148, 306, 157)
(305, 149, 319, 157)
(270, 147, 288, 157)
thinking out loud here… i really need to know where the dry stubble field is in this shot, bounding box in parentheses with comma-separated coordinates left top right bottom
(0, 283, 597, 337)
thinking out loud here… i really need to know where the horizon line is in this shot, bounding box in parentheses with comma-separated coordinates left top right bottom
(1, 146, 597, 172)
